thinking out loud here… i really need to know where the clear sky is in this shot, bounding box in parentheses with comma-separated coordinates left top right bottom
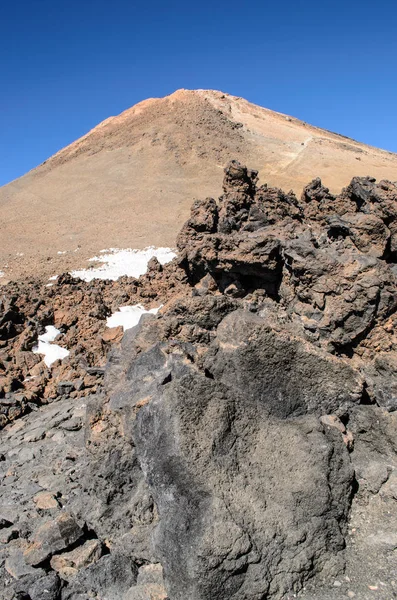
(1, 0, 396, 186)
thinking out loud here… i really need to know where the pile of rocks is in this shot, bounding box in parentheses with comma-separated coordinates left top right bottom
(1, 162, 397, 599)
(0, 264, 187, 429)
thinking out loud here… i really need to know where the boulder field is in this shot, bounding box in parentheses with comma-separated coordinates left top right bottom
(1, 161, 397, 599)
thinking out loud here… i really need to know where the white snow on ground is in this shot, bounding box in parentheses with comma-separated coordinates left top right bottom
(71, 247, 176, 282)
(106, 304, 162, 331)
(49, 275, 58, 281)
(33, 326, 70, 367)
(36, 326, 60, 343)
(0, 271, 4, 278)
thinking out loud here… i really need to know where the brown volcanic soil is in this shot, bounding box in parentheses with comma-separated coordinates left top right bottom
(1, 89, 397, 281)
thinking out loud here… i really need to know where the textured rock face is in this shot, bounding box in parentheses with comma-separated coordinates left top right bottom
(64, 162, 395, 599)
(177, 162, 397, 404)
(133, 313, 355, 599)
(81, 162, 397, 599)
(1, 161, 397, 599)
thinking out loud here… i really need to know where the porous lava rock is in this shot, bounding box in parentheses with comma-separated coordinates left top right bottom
(133, 311, 355, 599)
(79, 162, 397, 599)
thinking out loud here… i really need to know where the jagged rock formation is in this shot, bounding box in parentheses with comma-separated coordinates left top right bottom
(1, 162, 397, 599)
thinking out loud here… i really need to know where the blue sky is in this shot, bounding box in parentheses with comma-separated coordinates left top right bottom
(1, 0, 396, 186)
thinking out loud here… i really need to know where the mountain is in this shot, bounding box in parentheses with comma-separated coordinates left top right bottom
(1, 89, 397, 280)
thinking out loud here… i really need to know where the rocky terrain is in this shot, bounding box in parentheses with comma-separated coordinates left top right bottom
(1, 161, 397, 599)
(1, 89, 397, 281)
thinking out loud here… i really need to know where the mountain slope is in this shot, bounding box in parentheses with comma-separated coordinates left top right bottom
(1, 89, 396, 280)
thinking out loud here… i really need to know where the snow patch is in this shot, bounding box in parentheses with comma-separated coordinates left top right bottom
(71, 247, 176, 282)
(37, 326, 60, 343)
(33, 326, 70, 367)
(0, 271, 4, 278)
(106, 304, 162, 332)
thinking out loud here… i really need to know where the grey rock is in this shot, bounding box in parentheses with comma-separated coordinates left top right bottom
(86, 366, 105, 376)
(133, 311, 356, 599)
(57, 381, 75, 396)
(136, 563, 165, 586)
(380, 470, 397, 501)
(73, 379, 84, 392)
(364, 354, 397, 412)
(356, 461, 391, 494)
(59, 417, 82, 431)
(28, 572, 61, 600)
(0, 527, 19, 544)
(205, 310, 363, 418)
(365, 531, 397, 552)
(5, 550, 46, 580)
(7, 446, 36, 463)
(62, 553, 138, 600)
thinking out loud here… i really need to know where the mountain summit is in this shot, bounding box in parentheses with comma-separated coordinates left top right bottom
(1, 89, 396, 279)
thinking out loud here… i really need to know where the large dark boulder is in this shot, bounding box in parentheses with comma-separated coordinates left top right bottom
(133, 310, 356, 599)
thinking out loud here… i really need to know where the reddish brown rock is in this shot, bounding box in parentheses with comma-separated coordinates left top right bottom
(24, 512, 83, 566)
(102, 326, 124, 344)
(50, 538, 102, 579)
(33, 491, 60, 510)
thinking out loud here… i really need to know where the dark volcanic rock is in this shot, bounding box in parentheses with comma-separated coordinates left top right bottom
(28, 572, 62, 600)
(76, 161, 397, 599)
(134, 324, 354, 599)
(62, 552, 138, 600)
(204, 310, 363, 417)
(1, 161, 397, 599)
